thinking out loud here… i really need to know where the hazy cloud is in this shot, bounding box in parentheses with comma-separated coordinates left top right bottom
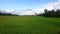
(1, 0, 60, 15)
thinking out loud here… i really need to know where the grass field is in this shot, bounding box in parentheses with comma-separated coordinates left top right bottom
(0, 16, 60, 34)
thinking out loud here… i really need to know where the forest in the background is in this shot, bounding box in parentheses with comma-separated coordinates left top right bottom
(37, 9, 60, 17)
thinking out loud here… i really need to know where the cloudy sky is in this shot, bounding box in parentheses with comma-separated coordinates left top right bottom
(0, 0, 60, 15)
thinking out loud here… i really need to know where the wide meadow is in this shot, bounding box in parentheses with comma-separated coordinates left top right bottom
(0, 16, 60, 34)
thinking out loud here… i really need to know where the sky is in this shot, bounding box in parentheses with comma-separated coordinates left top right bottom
(0, 0, 60, 15)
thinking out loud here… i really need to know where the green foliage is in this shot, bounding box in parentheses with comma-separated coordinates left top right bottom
(0, 12, 18, 16)
(43, 9, 60, 17)
(0, 16, 60, 34)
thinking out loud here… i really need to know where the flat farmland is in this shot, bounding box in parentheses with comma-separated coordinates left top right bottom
(0, 16, 60, 34)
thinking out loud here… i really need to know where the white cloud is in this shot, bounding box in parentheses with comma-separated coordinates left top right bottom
(3, 0, 60, 15)
(59, 0, 60, 2)
(53, 0, 60, 9)
(32, 0, 60, 14)
(5, 9, 18, 14)
(44, 0, 60, 10)
(5, 10, 14, 13)
(19, 9, 35, 15)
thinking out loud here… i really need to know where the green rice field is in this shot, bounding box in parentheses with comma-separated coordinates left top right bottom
(0, 16, 60, 34)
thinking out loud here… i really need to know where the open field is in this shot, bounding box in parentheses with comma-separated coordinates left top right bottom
(0, 16, 60, 34)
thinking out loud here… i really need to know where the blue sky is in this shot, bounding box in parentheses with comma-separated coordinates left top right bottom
(0, 0, 58, 10)
(0, 0, 60, 15)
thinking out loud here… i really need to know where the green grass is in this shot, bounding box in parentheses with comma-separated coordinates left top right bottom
(0, 16, 60, 34)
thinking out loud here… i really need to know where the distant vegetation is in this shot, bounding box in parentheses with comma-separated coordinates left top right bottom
(0, 9, 60, 17)
(37, 9, 60, 18)
(0, 12, 18, 16)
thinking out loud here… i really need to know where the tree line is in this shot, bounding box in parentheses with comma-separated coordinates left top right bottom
(37, 9, 60, 17)
(0, 9, 60, 17)
(0, 12, 18, 16)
